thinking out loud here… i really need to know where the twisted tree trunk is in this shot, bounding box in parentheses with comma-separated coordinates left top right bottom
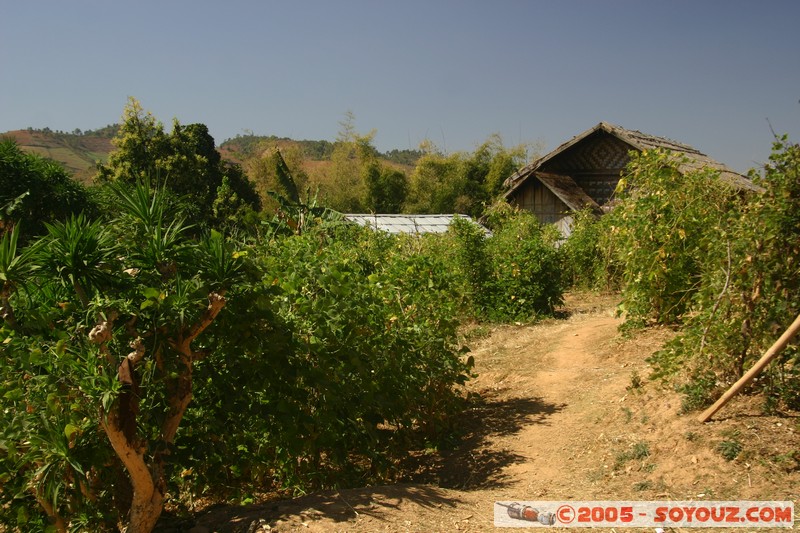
(97, 292, 226, 532)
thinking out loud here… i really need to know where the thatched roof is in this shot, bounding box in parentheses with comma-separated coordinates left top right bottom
(344, 214, 491, 235)
(534, 172, 602, 213)
(504, 122, 759, 196)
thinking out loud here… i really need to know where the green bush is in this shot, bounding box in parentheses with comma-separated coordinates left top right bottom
(177, 223, 472, 498)
(588, 141, 800, 410)
(485, 212, 565, 320)
(651, 137, 800, 410)
(608, 149, 740, 327)
(717, 439, 743, 461)
(560, 208, 622, 291)
(450, 208, 565, 322)
(0, 139, 97, 238)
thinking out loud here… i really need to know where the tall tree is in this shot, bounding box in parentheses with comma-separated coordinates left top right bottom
(96, 98, 259, 228)
(324, 112, 373, 212)
(96, 98, 169, 183)
(407, 135, 533, 217)
(364, 161, 408, 213)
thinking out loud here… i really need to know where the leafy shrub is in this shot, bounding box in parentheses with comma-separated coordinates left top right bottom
(560, 208, 622, 291)
(178, 223, 472, 498)
(450, 207, 565, 322)
(607, 149, 739, 327)
(717, 439, 743, 461)
(449, 215, 493, 314)
(650, 137, 800, 410)
(485, 212, 564, 320)
(1, 182, 244, 532)
(0, 139, 96, 238)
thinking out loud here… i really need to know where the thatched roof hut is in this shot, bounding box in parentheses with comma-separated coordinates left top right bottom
(503, 122, 758, 236)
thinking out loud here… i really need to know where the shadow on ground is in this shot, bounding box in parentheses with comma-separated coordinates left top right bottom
(155, 390, 563, 532)
(401, 389, 565, 490)
(176, 483, 465, 532)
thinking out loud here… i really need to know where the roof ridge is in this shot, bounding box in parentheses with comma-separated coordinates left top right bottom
(608, 123, 704, 155)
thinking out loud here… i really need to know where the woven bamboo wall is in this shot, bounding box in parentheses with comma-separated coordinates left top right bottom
(541, 131, 631, 205)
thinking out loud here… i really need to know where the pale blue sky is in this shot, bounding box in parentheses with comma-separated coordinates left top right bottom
(2, 0, 798, 173)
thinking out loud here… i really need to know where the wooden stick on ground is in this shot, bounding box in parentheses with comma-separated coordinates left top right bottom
(697, 313, 800, 423)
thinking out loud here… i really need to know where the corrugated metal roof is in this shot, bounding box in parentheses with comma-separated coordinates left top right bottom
(343, 214, 491, 235)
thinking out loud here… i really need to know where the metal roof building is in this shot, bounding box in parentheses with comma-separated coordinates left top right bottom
(343, 214, 491, 236)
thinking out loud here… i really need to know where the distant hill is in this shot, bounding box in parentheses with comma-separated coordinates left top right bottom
(219, 134, 335, 163)
(1, 127, 423, 187)
(1, 127, 117, 185)
(219, 134, 422, 168)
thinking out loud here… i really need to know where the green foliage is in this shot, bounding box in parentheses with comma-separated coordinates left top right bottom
(1, 178, 478, 529)
(450, 207, 564, 322)
(211, 170, 261, 232)
(650, 137, 800, 410)
(271, 150, 301, 204)
(364, 162, 408, 214)
(449, 216, 493, 313)
(674, 371, 719, 413)
(0, 181, 243, 531)
(323, 112, 375, 212)
(40, 214, 118, 307)
(314, 113, 413, 214)
(262, 191, 341, 238)
(407, 149, 465, 214)
(0, 139, 96, 238)
(407, 135, 531, 218)
(560, 208, 622, 291)
(1, 224, 38, 287)
(716, 438, 743, 461)
(607, 149, 738, 327)
(1, 102, 570, 530)
(96, 99, 169, 183)
(247, 146, 309, 215)
(485, 213, 564, 320)
(96, 98, 260, 230)
(176, 223, 472, 496)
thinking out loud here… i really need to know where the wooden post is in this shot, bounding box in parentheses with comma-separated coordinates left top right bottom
(697, 313, 800, 423)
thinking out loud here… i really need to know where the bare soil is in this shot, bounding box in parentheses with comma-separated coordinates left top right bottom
(180, 293, 800, 532)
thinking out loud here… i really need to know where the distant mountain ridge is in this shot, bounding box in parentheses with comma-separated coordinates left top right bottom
(1, 128, 423, 185)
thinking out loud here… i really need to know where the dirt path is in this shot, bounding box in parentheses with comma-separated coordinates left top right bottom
(189, 295, 799, 532)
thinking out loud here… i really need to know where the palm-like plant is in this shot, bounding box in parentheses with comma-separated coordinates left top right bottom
(0, 224, 39, 327)
(41, 214, 117, 307)
(109, 180, 192, 278)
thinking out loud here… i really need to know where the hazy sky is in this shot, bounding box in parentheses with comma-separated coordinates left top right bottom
(2, 0, 798, 173)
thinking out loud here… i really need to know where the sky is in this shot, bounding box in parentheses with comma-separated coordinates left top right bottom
(2, 0, 799, 173)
